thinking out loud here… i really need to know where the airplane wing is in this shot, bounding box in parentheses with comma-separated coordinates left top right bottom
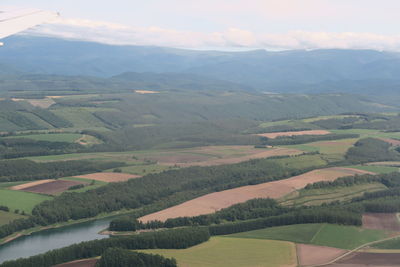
(0, 7, 58, 45)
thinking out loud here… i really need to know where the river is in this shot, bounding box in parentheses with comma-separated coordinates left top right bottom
(0, 217, 113, 264)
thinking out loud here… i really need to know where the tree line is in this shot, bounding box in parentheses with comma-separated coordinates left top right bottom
(0, 138, 84, 159)
(97, 248, 177, 267)
(0, 159, 124, 182)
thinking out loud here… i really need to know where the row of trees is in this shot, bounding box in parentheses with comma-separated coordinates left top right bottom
(304, 172, 400, 190)
(97, 248, 177, 267)
(0, 159, 124, 182)
(0, 138, 83, 159)
(208, 208, 361, 235)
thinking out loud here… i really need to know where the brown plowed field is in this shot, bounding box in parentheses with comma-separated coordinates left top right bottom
(140, 167, 372, 222)
(11, 179, 54, 190)
(297, 244, 347, 266)
(362, 213, 400, 232)
(74, 172, 141, 182)
(20, 180, 85, 195)
(256, 130, 331, 139)
(54, 259, 97, 267)
(327, 252, 400, 267)
(379, 138, 400, 146)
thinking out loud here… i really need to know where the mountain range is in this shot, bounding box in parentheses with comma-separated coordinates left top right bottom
(1, 35, 400, 95)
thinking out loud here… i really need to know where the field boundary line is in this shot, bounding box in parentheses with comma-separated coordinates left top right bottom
(303, 233, 400, 267)
(309, 224, 325, 243)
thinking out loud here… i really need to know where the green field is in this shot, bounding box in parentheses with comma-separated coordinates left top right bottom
(0, 189, 52, 214)
(0, 181, 29, 189)
(4, 133, 83, 143)
(228, 223, 389, 249)
(274, 154, 327, 169)
(331, 129, 400, 139)
(138, 237, 296, 267)
(0, 210, 26, 226)
(372, 236, 400, 249)
(284, 138, 358, 161)
(280, 183, 387, 207)
(258, 115, 360, 129)
(51, 107, 107, 130)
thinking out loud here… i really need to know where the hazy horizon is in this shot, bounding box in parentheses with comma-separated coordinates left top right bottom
(2, 0, 400, 51)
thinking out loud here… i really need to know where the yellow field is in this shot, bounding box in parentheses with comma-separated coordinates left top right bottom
(138, 237, 297, 267)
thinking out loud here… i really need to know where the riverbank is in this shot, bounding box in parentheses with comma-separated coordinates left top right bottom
(0, 208, 137, 246)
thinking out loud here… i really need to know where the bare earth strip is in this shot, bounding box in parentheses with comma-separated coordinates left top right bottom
(140, 167, 373, 222)
(134, 90, 159, 94)
(11, 179, 55, 190)
(54, 259, 97, 267)
(20, 180, 85, 195)
(256, 130, 331, 139)
(362, 213, 400, 232)
(297, 244, 347, 266)
(161, 147, 302, 167)
(74, 172, 141, 182)
(326, 252, 400, 267)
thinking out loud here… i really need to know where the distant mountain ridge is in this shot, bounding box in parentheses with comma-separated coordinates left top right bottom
(1, 35, 400, 95)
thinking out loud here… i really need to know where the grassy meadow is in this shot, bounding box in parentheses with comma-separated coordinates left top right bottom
(0, 210, 26, 226)
(228, 223, 389, 250)
(0, 188, 52, 214)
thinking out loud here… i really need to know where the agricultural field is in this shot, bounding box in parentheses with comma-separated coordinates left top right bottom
(284, 138, 358, 161)
(51, 107, 109, 130)
(138, 237, 297, 267)
(0, 211, 26, 226)
(0, 188, 52, 214)
(11, 97, 56, 108)
(327, 252, 400, 267)
(74, 172, 140, 183)
(362, 213, 400, 232)
(228, 223, 390, 250)
(367, 161, 400, 167)
(280, 182, 386, 207)
(331, 129, 400, 140)
(345, 164, 399, 174)
(17, 180, 86, 195)
(2, 132, 103, 146)
(297, 244, 347, 266)
(140, 166, 369, 222)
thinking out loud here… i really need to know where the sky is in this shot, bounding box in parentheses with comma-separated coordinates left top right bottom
(2, 0, 400, 51)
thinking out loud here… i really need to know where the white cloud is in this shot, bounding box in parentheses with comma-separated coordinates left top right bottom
(25, 17, 400, 51)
